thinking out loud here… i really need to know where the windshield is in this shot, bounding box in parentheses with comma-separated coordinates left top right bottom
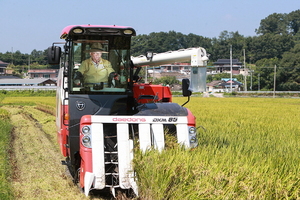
(70, 40, 130, 93)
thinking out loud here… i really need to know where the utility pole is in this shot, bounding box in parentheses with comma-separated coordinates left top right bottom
(28, 56, 30, 78)
(250, 66, 253, 90)
(230, 45, 232, 92)
(11, 47, 14, 65)
(243, 49, 247, 91)
(258, 73, 260, 91)
(273, 65, 277, 98)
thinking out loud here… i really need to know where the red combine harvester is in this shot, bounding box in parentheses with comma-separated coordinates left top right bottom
(48, 25, 208, 197)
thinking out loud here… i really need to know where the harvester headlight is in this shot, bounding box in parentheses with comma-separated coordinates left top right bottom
(82, 136, 91, 148)
(190, 136, 197, 143)
(82, 125, 90, 135)
(189, 127, 196, 134)
(73, 28, 84, 34)
(188, 126, 198, 148)
(189, 135, 198, 148)
(124, 29, 133, 35)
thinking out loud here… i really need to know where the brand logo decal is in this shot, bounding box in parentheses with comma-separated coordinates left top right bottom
(112, 117, 146, 122)
(76, 101, 85, 111)
(152, 117, 178, 122)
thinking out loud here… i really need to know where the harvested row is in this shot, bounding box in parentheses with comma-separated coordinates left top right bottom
(3, 105, 94, 200)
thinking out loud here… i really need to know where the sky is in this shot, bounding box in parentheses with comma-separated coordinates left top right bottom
(1, 0, 300, 54)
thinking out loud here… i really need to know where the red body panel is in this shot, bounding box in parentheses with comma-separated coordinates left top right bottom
(133, 83, 172, 103)
(79, 115, 92, 188)
(186, 108, 196, 127)
(57, 105, 69, 157)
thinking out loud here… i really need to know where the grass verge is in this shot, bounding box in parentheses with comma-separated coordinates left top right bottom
(0, 109, 13, 200)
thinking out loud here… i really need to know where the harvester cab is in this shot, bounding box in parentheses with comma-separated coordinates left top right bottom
(48, 25, 208, 197)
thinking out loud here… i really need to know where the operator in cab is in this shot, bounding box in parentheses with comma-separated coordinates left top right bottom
(74, 43, 115, 86)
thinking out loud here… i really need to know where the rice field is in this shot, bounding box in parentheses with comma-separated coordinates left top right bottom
(134, 97, 300, 199)
(1, 96, 56, 107)
(0, 95, 299, 199)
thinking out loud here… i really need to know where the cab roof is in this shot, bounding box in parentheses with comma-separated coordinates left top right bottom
(60, 24, 136, 39)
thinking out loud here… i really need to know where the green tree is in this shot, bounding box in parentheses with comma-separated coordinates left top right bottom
(30, 49, 47, 65)
(255, 58, 279, 90)
(131, 34, 155, 57)
(287, 9, 300, 35)
(186, 33, 212, 49)
(255, 13, 288, 35)
(209, 31, 246, 62)
(0, 52, 13, 63)
(13, 50, 28, 66)
(131, 31, 212, 57)
(249, 34, 294, 62)
(277, 43, 300, 90)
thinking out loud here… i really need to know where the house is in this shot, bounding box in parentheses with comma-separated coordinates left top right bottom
(219, 79, 243, 92)
(147, 63, 191, 80)
(206, 78, 243, 92)
(0, 60, 9, 74)
(213, 59, 243, 75)
(206, 80, 225, 92)
(149, 59, 244, 82)
(160, 63, 190, 74)
(28, 69, 59, 80)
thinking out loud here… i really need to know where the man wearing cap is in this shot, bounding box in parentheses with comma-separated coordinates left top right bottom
(76, 43, 115, 85)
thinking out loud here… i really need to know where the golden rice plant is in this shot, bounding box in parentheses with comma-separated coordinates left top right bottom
(134, 97, 300, 199)
(1, 96, 56, 107)
(1, 97, 56, 115)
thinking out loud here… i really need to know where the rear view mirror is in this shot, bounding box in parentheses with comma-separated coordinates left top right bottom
(182, 79, 192, 97)
(48, 46, 61, 65)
